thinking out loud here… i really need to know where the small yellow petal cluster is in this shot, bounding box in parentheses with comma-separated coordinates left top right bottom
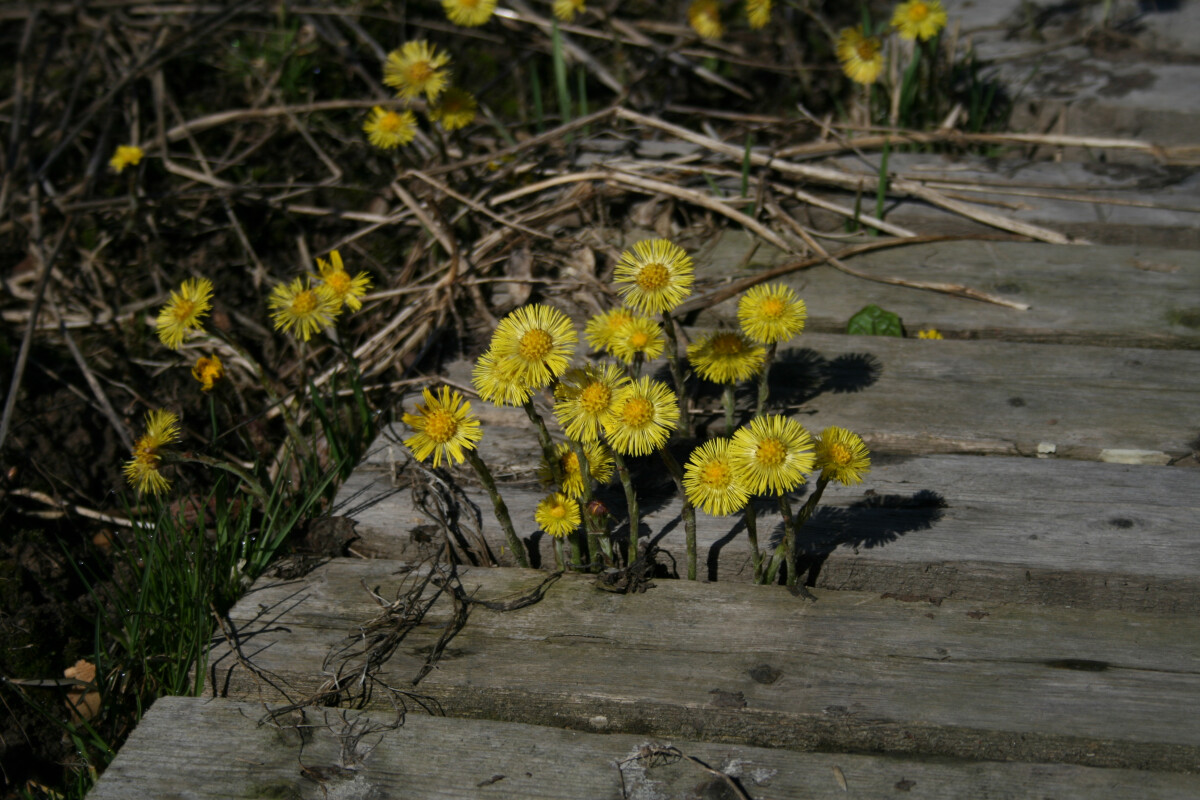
(268, 277, 340, 342)
(363, 106, 417, 150)
(384, 41, 451, 102)
(746, 0, 771, 29)
(553, 0, 586, 22)
(443, 0, 497, 27)
(738, 283, 807, 344)
(891, 0, 948, 41)
(123, 409, 180, 495)
(688, 0, 724, 39)
(613, 239, 694, 315)
(428, 87, 478, 131)
(472, 350, 535, 408)
(916, 328, 943, 339)
(156, 277, 213, 350)
(814, 426, 871, 486)
(538, 441, 614, 499)
(728, 415, 814, 496)
(191, 355, 223, 392)
(402, 386, 483, 468)
(585, 308, 636, 352)
(536, 492, 581, 538)
(609, 311, 666, 365)
(313, 250, 372, 311)
(110, 145, 144, 174)
(686, 330, 765, 385)
(836, 26, 884, 85)
(684, 438, 750, 517)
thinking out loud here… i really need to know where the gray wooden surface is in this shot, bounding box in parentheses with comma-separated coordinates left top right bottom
(89, 696, 1200, 799)
(210, 562, 1200, 773)
(337, 449, 1200, 612)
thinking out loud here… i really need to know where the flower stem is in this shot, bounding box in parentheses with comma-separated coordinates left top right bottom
(658, 446, 697, 581)
(755, 342, 777, 418)
(660, 310, 692, 437)
(523, 399, 562, 486)
(722, 384, 737, 435)
(170, 452, 269, 507)
(764, 492, 795, 586)
(612, 448, 639, 564)
(571, 440, 606, 571)
(745, 501, 762, 583)
(465, 449, 528, 567)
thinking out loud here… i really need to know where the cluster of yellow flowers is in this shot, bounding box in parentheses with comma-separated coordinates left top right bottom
(837, 0, 949, 85)
(401, 238, 871, 581)
(687, 0, 772, 39)
(122, 250, 371, 497)
(364, 40, 478, 150)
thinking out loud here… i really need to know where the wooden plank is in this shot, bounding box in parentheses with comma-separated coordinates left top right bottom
(690, 236, 1200, 349)
(209, 562, 1200, 772)
(337, 450, 1200, 613)
(90, 696, 1200, 800)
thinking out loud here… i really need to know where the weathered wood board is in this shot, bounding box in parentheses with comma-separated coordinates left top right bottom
(210, 562, 1200, 773)
(89, 696, 1200, 800)
(337, 449, 1200, 613)
(688, 236, 1200, 349)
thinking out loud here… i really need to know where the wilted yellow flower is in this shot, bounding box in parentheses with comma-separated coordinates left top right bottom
(746, 0, 771, 29)
(384, 41, 451, 102)
(602, 377, 679, 456)
(916, 328, 943, 339)
(729, 415, 814, 496)
(553, 0, 586, 22)
(402, 386, 483, 468)
(538, 441, 614, 499)
(156, 277, 213, 350)
(535, 492, 581, 538)
(554, 364, 630, 442)
(313, 250, 372, 311)
(814, 426, 871, 486)
(686, 330, 765, 384)
(688, 0, 724, 39)
(443, 0, 496, 26)
(363, 106, 417, 149)
(609, 312, 665, 365)
(490, 304, 578, 388)
(585, 307, 636, 352)
(684, 438, 749, 516)
(613, 239, 694, 315)
(123, 409, 180, 495)
(738, 283, 807, 344)
(837, 26, 884, 85)
(891, 0, 948, 41)
(191, 354, 223, 392)
(110, 145, 144, 174)
(472, 349, 535, 407)
(268, 277, 340, 342)
(428, 87, 478, 131)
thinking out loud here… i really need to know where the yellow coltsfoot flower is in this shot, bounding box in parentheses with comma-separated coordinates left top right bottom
(609, 311, 665, 365)
(313, 250, 372, 311)
(472, 349, 535, 407)
(686, 330, 766, 385)
(363, 106, 417, 149)
(156, 277, 213, 350)
(554, 364, 629, 442)
(613, 239, 694, 315)
(836, 26, 884, 85)
(538, 441, 614, 499)
(688, 0, 724, 39)
(584, 307, 636, 353)
(729, 414, 815, 496)
(891, 0, 948, 41)
(553, 0, 586, 22)
(746, 0, 771, 29)
(268, 277, 340, 342)
(490, 304, 577, 389)
(428, 87, 478, 131)
(123, 409, 180, 495)
(443, 0, 496, 27)
(738, 283, 807, 344)
(684, 438, 750, 517)
(814, 426, 871, 486)
(384, 41, 451, 102)
(191, 354, 224, 392)
(110, 145, 144, 174)
(535, 492, 581, 538)
(602, 377, 680, 457)
(402, 386, 483, 468)
(916, 328, 943, 339)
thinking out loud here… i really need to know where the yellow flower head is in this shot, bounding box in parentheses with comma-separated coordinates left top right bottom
(110, 145, 144, 174)
(191, 354, 224, 392)
(490, 304, 578, 389)
(428, 87, 478, 131)
(535, 492, 581, 539)
(602, 377, 680, 456)
(815, 426, 871, 486)
(613, 239, 694, 315)
(313, 250, 372, 312)
(891, 0, 948, 41)
(837, 26, 884, 85)
(684, 438, 750, 517)
(268, 277, 340, 342)
(384, 41, 451, 102)
(738, 283, 807, 344)
(729, 414, 815, 496)
(686, 330, 766, 385)
(156, 277, 213, 350)
(443, 0, 496, 26)
(538, 441, 614, 499)
(609, 312, 666, 365)
(746, 0, 771, 29)
(585, 307, 636, 352)
(363, 106, 417, 150)
(916, 328, 943, 339)
(472, 349, 535, 407)
(402, 386, 483, 468)
(553, 0, 586, 22)
(554, 364, 629, 442)
(688, 0, 724, 39)
(123, 409, 180, 496)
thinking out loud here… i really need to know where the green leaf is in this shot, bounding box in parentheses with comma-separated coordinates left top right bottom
(847, 304, 904, 336)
